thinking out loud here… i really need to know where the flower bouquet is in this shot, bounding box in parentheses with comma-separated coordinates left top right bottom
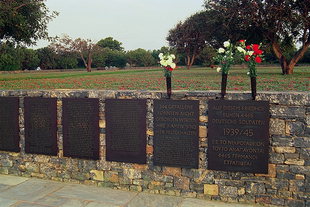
(214, 40, 234, 99)
(158, 53, 176, 99)
(237, 40, 264, 100)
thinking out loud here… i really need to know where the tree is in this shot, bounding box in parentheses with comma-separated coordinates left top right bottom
(0, 0, 58, 45)
(205, 0, 310, 74)
(0, 43, 21, 71)
(20, 48, 39, 70)
(97, 37, 124, 51)
(126, 48, 156, 67)
(36, 47, 57, 69)
(167, 12, 212, 69)
(51, 35, 99, 72)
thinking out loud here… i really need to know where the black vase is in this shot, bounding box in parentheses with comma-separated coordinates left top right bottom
(251, 76, 257, 100)
(221, 74, 228, 99)
(166, 77, 172, 99)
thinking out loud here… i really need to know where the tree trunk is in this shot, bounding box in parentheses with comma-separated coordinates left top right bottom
(272, 42, 289, 75)
(86, 57, 92, 72)
(186, 55, 196, 70)
(272, 41, 310, 75)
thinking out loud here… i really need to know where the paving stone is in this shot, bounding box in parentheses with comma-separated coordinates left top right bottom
(51, 184, 137, 205)
(0, 174, 29, 185)
(0, 197, 18, 207)
(13, 202, 48, 207)
(0, 179, 64, 202)
(85, 201, 121, 207)
(180, 198, 256, 207)
(125, 192, 183, 207)
(35, 195, 82, 206)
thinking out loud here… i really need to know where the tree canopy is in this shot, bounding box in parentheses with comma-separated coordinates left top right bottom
(50, 35, 99, 72)
(0, 0, 58, 46)
(205, 0, 310, 74)
(167, 11, 213, 69)
(97, 37, 124, 51)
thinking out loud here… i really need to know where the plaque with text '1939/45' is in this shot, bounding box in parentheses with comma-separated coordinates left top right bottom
(24, 97, 58, 156)
(105, 99, 147, 164)
(0, 97, 20, 152)
(62, 98, 100, 160)
(153, 100, 199, 169)
(207, 100, 270, 174)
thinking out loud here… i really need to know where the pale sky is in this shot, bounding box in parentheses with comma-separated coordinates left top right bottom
(33, 0, 204, 51)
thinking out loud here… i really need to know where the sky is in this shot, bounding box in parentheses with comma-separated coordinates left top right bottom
(33, 0, 204, 51)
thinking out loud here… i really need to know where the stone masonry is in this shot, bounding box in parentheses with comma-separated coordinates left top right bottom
(0, 90, 309, 207)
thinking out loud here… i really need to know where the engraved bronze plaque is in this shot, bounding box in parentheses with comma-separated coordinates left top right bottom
(153, 100, 199, 168)
(0, 97, 20, 152)
(106, 99, 146, 164)
(208, 100, 270, 173)
(63, 98, 99, 160)
(24, 97, 57, 155)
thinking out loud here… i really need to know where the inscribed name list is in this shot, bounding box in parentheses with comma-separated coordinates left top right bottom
(154, 100, 199, 168)
(63, 98, 99, 160)
(24, 97, 57, 155)
(105, 99, 147, 164)
(208, 100, 270, 173)
(0, 97, 20, 152)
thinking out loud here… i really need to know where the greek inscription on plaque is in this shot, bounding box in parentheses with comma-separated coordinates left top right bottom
(154, 100, 199, 168)
(24, 97, 57, 155)
(106, 99, 146, 164)
(63, 98, 99, 160)
(208, 100, 270, 173)
(0, 97, 20, 152)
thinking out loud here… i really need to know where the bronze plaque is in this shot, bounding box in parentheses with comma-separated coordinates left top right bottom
(0, 97, 20, 152)
(106, 99, 146, 164)
(208, 100, 270, 173)
(63, 98, 99, 160)
(24, 97, 57, 155)
(153, 100, 199, 168)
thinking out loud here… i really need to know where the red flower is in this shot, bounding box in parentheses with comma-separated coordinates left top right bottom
(244, 55, 251, 61)
(252, 44, 260, 52)
(239, 39, 245, 43)
(166, 67, 173, 71)
(246, 45, 251, 50)
(255, 56, 262, 63)
(254, 49, 263, 55)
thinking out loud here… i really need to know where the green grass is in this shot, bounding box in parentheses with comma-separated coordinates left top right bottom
(0, 66, 309, 92)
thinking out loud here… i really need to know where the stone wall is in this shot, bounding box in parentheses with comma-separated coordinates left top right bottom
(0, 90, 309, 207)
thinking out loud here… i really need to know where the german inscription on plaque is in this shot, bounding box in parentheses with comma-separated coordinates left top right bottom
(63, 98, 99, 160)
(154, 100, 199, 168)
(24, 97, 57, 155)
(106, 99, 146, 164)
(0, 97, 20, 152)
(208, 100, 270, 173)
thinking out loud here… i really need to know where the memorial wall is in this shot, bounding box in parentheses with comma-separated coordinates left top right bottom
(0, 90, 309, 207)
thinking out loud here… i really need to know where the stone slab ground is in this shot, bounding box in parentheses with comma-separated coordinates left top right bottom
(0, 174, 263, 207)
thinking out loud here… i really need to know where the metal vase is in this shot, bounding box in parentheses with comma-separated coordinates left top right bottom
(221, 74, 228, 99)
(166, 76, 172, 99)
(251, 76, 257, 100)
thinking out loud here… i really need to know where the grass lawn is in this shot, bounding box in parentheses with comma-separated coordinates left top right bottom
(0, 66, 309, 92)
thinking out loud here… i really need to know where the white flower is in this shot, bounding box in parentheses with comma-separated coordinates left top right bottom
(237, 46, 246, 54)
(218, 48, 225, 53)
(158, 53, 163, 59)
(248, 51, 254, 56)
(160, 60, 168, 67)
(223, 41, 230, 48)
(216, 67, 221, 73)
(247, 72, 250, 75)
(171, 63, 176, 69)
(171, 54, 175, 59)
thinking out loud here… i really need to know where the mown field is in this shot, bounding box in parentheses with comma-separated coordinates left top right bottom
(0, 66, 309, 92)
